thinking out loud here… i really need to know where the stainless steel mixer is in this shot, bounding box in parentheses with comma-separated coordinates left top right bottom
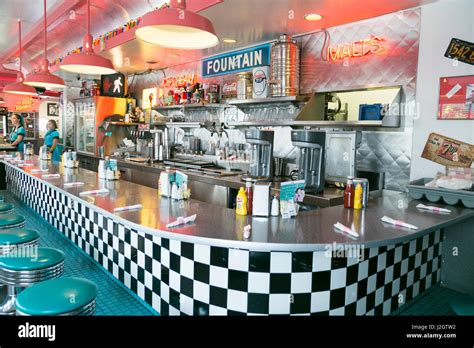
(245, 129, 274, 181)
(291, 130, 326, 193)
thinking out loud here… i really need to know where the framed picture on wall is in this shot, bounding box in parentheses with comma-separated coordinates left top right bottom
(438, 75, 474, 119)
(47, 103, 59, 117)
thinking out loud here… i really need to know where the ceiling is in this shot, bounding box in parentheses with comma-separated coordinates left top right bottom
(0, 0, 437, 80)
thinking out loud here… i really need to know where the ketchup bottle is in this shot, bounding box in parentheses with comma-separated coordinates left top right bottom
(344, 176, 355, 209)
(245, 179, 253, 215)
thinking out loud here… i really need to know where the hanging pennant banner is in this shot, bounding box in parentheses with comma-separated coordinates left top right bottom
(202, 44, 271, 78)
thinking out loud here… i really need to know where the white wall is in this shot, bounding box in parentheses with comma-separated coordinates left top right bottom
(411, 0, 474, 180)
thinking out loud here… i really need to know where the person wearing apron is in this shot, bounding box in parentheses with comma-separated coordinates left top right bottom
(9, 113, 26, 152)
(44, 120, 61, 162)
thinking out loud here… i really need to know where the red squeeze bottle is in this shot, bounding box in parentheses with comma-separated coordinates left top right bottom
(245, 179, 253, 215)
(344, 176, 355, 209)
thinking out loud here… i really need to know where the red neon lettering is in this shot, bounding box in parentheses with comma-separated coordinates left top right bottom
(370, 36, 383, 54)
(352, 42, 363, 57)
(327, 35, 385, 62)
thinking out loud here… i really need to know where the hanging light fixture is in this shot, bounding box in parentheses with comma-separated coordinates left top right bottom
(59, 0, 116, 75)
(4, 20, 37, 96)
(135, 0, 219, 50)
(0, 97, 5, 104)
(24, 0, 65, 89)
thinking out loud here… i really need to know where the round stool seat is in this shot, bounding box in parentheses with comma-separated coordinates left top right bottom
(0, 202, 14, 213)
(0, 247, 64, 271)
(451, 294, 474, 316)
(16, 277, 97, 316)
(0, 214, 25, 229)
(0, 228, 39, 245)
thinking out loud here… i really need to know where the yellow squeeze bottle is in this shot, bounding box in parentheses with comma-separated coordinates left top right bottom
(354, 183, 363, 210)
(236, 187, 248, 216)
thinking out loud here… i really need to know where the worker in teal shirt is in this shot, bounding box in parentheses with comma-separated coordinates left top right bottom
(9, 113, 26, 152)
(44, 120, 61, 162)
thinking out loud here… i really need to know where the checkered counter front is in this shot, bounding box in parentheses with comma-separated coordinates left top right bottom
(6, 165, 442, 315)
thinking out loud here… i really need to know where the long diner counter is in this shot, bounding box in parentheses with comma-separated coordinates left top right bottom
(2, 154, 473, 315)
(2, 155, 473, 250)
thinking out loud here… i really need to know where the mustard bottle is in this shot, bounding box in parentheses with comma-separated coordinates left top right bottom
(354, 183, 363, 210)
(236, 187, 248, 216)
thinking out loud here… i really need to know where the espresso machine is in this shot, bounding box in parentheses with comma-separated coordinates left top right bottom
(291, 130, 326, 192)
(245, 129, 274, 181)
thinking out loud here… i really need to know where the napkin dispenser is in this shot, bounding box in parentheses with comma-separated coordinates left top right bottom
(252, 183, 270, 216)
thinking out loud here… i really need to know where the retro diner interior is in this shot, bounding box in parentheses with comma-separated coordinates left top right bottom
(0, 0, 472, 317)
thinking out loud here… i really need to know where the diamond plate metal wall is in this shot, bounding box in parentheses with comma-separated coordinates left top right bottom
(298, 9, 420, 191)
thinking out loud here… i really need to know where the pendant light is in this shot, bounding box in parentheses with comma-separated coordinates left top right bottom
(0, 98, 5, 104)
(3, 20, 37, 96)
(24, 0, 65, 89)
(59, 0, 116, 75)
(135, 0, 219, 50)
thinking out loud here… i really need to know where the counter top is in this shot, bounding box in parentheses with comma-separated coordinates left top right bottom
(78, 152, 345, 207)
(3, 155, 474, 251)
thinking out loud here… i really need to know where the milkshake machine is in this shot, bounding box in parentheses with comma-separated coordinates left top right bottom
(291, 130, 326, 192)
(244, 129, 274, 181)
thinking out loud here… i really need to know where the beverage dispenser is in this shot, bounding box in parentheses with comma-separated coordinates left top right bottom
(245, 129, 274, 181)
(291, 130, 326, 193)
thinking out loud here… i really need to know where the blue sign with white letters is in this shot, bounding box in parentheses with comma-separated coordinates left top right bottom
(202, 44, 271, 78)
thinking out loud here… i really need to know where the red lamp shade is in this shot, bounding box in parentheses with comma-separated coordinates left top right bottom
(24, 0, 65, 89)
(59, 47, 116, 75)
(24, 63, 66, 89)
(59, 0, 116, 75)
(135, 1, 219, 50)
(4, 74, 37, 96)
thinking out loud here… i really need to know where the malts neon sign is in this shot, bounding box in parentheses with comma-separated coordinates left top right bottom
(327, 36, 385, 62)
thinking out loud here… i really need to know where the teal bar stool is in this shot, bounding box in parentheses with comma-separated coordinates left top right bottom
(0, 214, 26, 230)
(0, 247, 65, 315)
(451, 294, 474, 316)
(0, 228, 39, 256)
(0, 203, 14, 214)
(16, 277, 97, 316)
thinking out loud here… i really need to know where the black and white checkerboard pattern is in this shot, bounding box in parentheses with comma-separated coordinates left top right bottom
(6, 164, 442, 315)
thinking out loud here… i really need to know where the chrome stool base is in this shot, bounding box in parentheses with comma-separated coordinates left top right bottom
(0, 286, 19, 315)
(0, 261, 64, 315)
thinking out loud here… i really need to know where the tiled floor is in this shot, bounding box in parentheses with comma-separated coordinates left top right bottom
(392, 284, 462, 316)
(0, 190, 157, 316)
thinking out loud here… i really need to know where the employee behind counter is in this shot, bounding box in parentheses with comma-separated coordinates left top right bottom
(44, 119, 61, 161)
(7, 113, 26, 152)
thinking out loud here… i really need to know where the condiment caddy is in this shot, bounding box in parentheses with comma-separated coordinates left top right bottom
(98, 157, 120, 180)
(158, 167, 191, 200)
(62, 150, 79, 168)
